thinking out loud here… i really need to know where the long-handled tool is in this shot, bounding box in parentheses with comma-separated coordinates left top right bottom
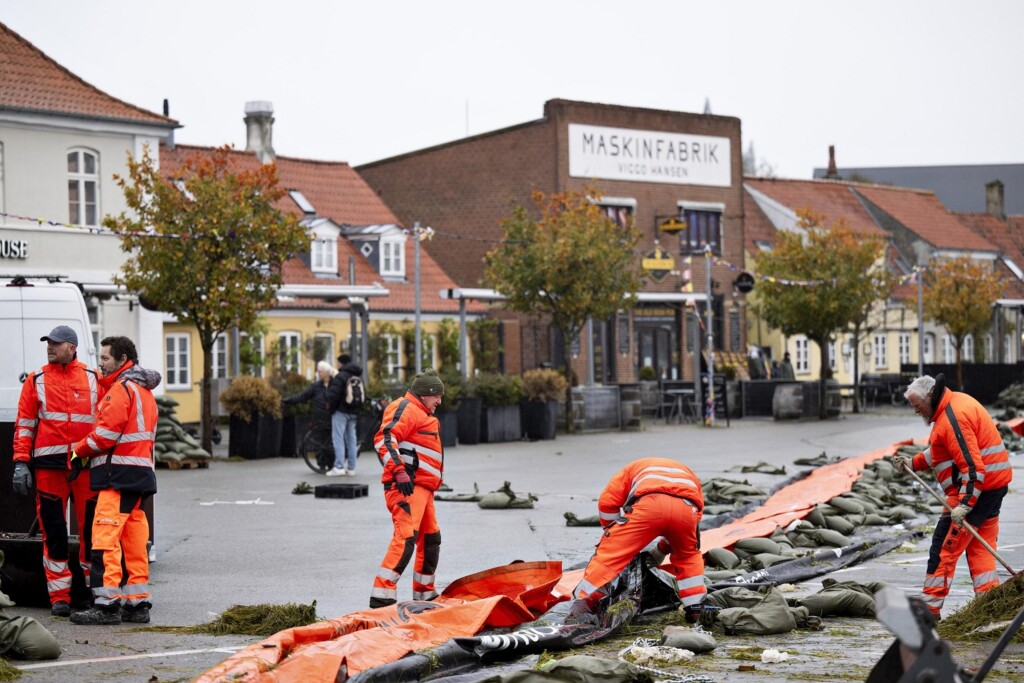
(903, 465, 1019, 576)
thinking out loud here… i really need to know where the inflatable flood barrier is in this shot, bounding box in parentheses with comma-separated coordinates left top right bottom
(198, 437, 920, 682)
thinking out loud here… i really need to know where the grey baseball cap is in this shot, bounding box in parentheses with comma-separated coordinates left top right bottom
(40, 325, 78, 346)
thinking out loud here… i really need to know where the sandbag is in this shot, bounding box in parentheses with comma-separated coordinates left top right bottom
(661, 625, 716, 653)
(796, 579, 884, 618)
(823, 515, 855, 535)
(716, 587, 801, 635)
(704, 547, 741, 569)
(733, 537, 782, 558)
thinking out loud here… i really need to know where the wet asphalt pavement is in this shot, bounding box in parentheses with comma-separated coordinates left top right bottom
(7, 408, 1023, 682)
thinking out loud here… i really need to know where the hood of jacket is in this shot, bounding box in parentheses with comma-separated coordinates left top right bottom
(340, 362, 363, 377)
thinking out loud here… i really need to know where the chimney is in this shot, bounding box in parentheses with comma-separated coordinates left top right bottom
(244, 101, 275, 164)
(985, 180, 1005, 220)
(825, 145, 839, 179)
(163, 99, 174, 149)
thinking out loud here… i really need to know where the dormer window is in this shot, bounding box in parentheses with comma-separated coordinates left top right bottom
(380, 235, 405, 277)
(311, 236, 337, 274)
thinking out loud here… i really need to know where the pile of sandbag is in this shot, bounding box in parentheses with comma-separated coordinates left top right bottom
(703, 450, 937, 582)
(154, 395, 212, 465)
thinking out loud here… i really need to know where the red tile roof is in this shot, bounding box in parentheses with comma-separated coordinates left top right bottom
(742, 185, 780, 255)
(955, 212, 1024, 299)
(855, 185, 996, 252)
(159, 144, 484, 315)
(0, 21, 174, 127)
(744, 177, 887, 236)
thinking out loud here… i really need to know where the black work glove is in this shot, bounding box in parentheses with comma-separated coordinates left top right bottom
(67, 451, 88, 483)
(12, 461, 33, 495)
(393, 469, 414, 496)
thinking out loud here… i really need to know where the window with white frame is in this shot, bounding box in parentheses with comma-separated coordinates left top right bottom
(67, 148, 99, 227)
(1004, 334, 1013, 363)
(942, 335, 955, 364)
(984, 335, 993, 363)
(311, 237, 337, 274)
(67, 147, 99, 227)
(964, 334, 974, 363)
(278, 332, 301, 373)
(924, 334, 935, 363)
(827, 341, 837, 372)
(380, 236, 405, 277)
(677, 201, 724, 255)
(165, 334, 190, 390)
(874, 333, 888, 370)
(314, 333, 334, 366)
(383, 333, 402, 380)
(794, 336, 809, 373)
(898, 332, 911, 367)
(420, 334, 437, 370)
(212, 334, 228, 379)
(597, 197, 636, 229)
(240, 333, 264, 377)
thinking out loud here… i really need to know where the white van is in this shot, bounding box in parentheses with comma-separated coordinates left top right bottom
(0, 275, 97, 422)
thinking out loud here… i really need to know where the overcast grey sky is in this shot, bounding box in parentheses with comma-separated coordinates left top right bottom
(3, 1, 1021, 178)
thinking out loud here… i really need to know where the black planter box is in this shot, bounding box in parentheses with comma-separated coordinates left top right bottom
(280, 415, 300, 458)
(229, 413, 282, 459)
(520, 398, 557, 440)
(456, 397, 482, 445)
(358, 412, 381, 453)
(481, 404, 522, 443)
(0, 534, 90, 608)
(439, 410, 458, 448)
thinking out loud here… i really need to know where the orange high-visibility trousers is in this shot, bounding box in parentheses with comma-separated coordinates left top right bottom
(89, 489, 152, 608)
(921, 493, 1003, 616)
(576, 493, 705, 607)
(34, 468, 97, 605)
(370, 485, 441, 607)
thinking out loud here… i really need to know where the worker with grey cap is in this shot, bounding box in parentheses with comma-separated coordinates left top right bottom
(12, 325, 100, 617)
(370, 368, 446, 608)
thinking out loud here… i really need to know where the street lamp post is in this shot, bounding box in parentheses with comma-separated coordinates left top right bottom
(704, 245, 715, 427)
(413, 221, 422, 375)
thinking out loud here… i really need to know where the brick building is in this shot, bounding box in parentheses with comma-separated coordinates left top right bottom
(358, 99, 747, 385)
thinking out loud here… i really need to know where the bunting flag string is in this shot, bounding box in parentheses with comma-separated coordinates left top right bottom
(697, 252, 925, 289)
(0, 210, 187, 239)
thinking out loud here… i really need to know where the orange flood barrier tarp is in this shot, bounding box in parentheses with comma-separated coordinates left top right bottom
(195, 561, 565, 683)
(199, 438, 922, 682)
(702, 439, 914, 550)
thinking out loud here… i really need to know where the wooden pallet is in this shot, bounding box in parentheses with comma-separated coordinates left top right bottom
(156, 457, 210, 470)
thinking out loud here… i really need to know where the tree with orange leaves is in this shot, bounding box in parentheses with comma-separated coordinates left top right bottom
(106, 145, 309, 452)
(484, 189, 643, 432)
(754, 209, 891, 418)
(923, 256, 1002, 390)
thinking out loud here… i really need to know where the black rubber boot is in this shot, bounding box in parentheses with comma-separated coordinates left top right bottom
(50, 601, 72, 617)
(70, 605, 122, 625)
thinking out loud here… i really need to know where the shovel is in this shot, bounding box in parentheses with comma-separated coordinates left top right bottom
(902, 465, 1019, 576)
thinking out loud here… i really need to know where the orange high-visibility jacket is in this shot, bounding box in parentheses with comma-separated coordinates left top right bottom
(74, 362, 158, 494)
(597, 457, 703, 525)
(375, 392, 444, 491)
(912, 389, 1012, 508)
(14, 360, 99, 470)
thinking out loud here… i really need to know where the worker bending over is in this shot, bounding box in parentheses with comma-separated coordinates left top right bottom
(574, 457, 705, 615)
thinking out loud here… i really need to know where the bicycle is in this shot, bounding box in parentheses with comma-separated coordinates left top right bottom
(300, 423, 336, 474)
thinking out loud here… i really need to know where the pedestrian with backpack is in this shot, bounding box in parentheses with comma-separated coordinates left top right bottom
(326, 354, 364, 476)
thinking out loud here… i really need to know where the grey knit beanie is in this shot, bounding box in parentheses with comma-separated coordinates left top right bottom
(410, 368, 445, 396)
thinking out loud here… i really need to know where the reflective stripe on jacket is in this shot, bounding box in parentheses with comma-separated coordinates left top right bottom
(14, 361, 99, 470)
(374, 392, 444, 491)
(912, 389, 1012, 508)
(596, 457, 703, 524)
(74, 362, 158, 493)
